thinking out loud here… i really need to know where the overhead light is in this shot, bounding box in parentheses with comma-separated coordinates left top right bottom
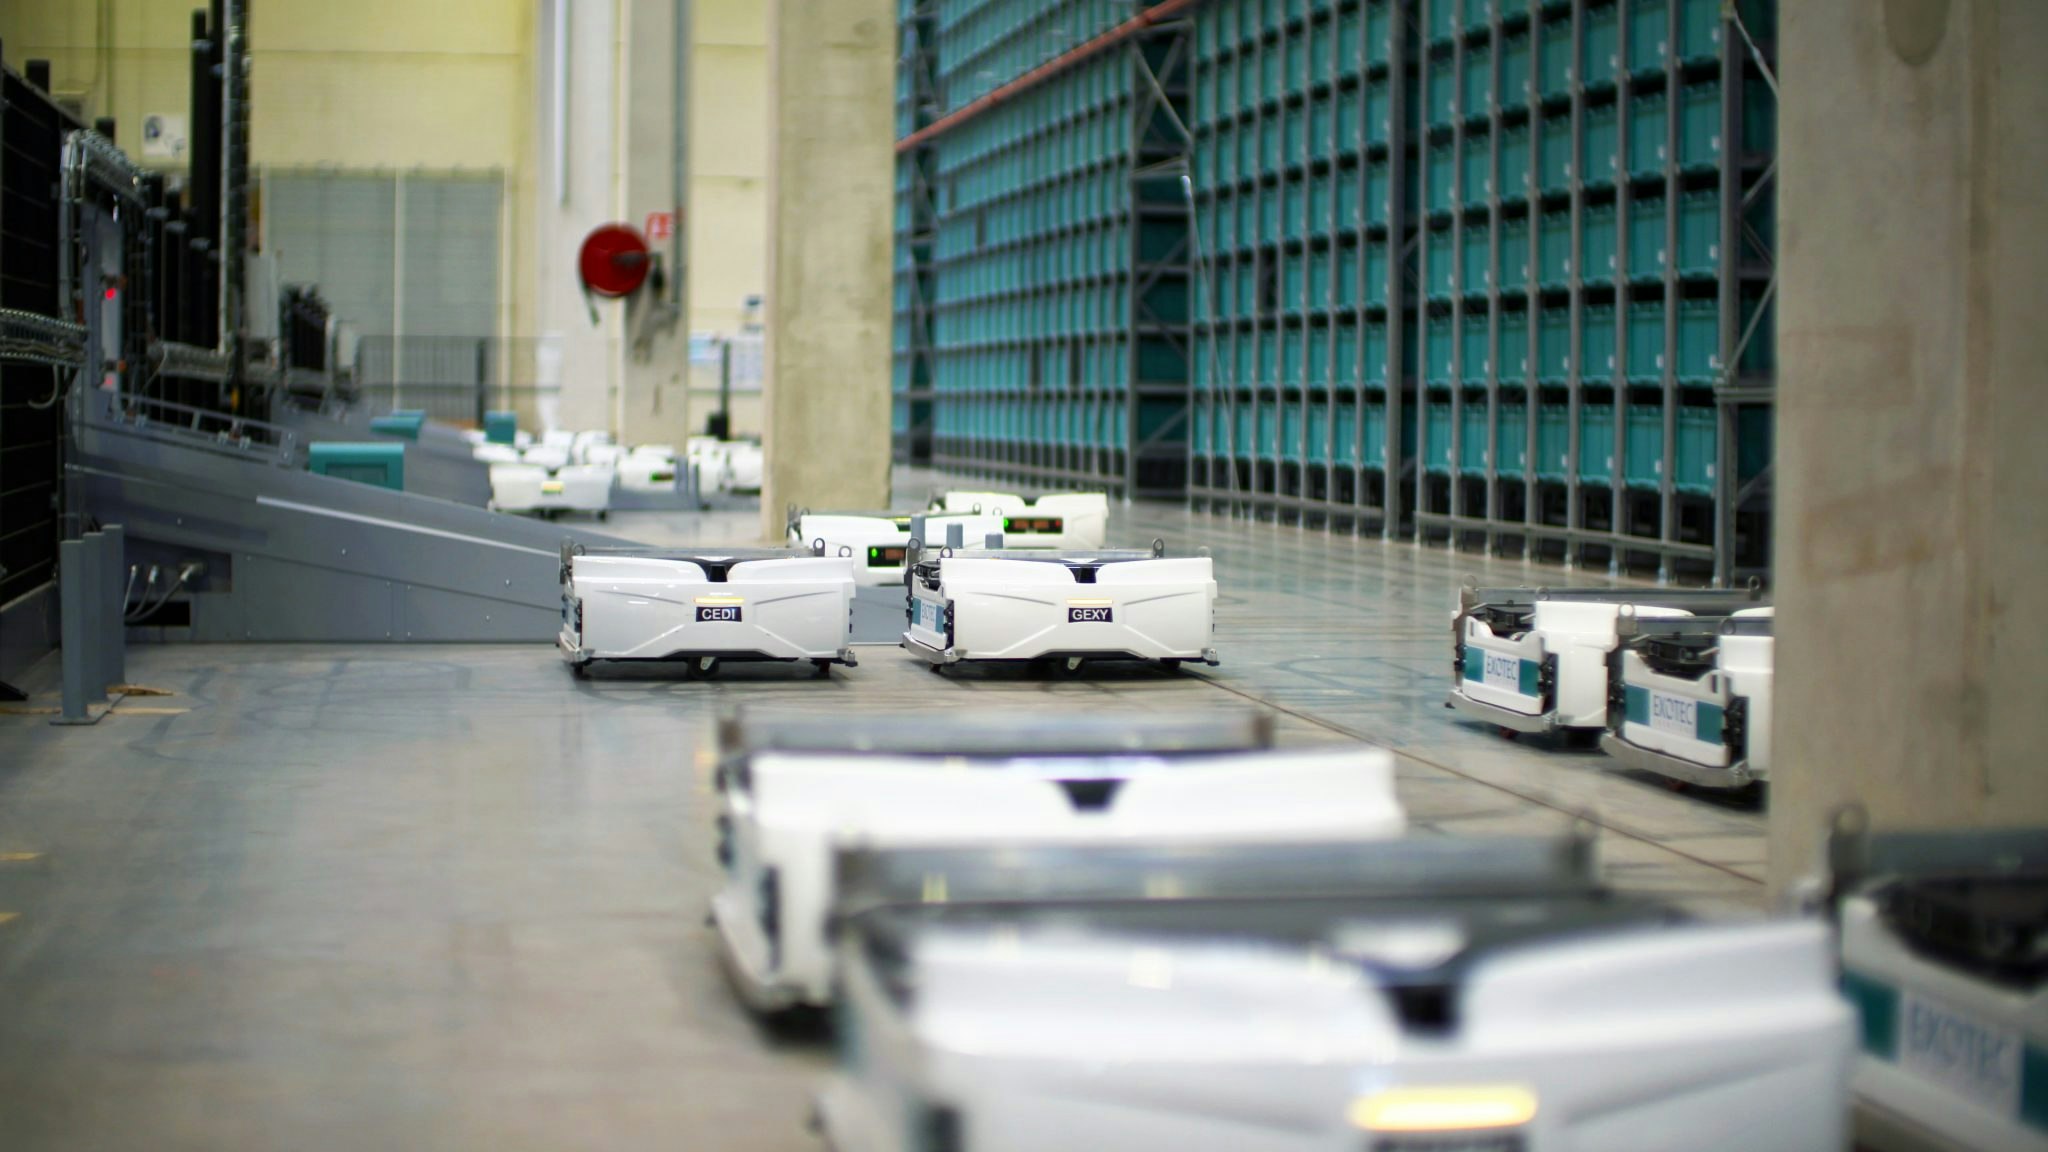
(1350, 1085, 1538, 1132)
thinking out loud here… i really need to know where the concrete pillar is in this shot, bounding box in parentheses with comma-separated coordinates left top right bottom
(616, 0, 694, 450)
(1769, 0, 2048, 894)
(759, 0, 896, 540)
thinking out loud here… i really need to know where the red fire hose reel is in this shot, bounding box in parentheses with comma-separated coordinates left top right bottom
(578, 224, 652, 298)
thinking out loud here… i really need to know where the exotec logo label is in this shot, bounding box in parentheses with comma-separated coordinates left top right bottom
(1068, 606, 1113, 623)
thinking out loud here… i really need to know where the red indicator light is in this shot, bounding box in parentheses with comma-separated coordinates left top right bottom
(104, 287, 118, 300)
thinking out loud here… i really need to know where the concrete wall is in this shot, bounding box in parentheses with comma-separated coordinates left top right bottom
(0, 1, 529, 171)
(1770, 0, 2048, 893)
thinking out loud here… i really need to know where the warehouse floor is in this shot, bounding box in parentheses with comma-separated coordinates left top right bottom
(0, 482, 1767, 1151)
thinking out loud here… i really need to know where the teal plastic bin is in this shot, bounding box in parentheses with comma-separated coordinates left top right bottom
(1500, 33, 1533, 110)
(1678, 190, 1721, 277)
(1462, 219, 1492, 296)
(1308, 402, 1331, 464)
(1536, 404, 1571, 481)
(1335, 166, 1362, 233)
(370, 409, 426, 441)
(1582, 102, 1620, 189)
(1498, 308, 1531, 384)
(1333, 403, 1359, 466)
(1366, 160, 1393, 228)
(1497, 402, 1531, 479)
(1426, 314, 1457, 386)
(1427, 228, 1456, 301)
(1539, 115, 1574, 195)
(1677, 0, 1723, 64)
(1677, 298, 1721, 383)
(1581, 203, 1619, 286)
(1308, 247, 1333, 311)
(310, 442, 405, 491)
(1678, 81, 1723, 171)
(1364, 321, 1391, 388)
(1460, 401, 1491, 475)
(1629, 196, 1669, 281)
(1499, 124, 1532, 204)
(1537, 308, 1573, 384)
(1462, 311, 1492, 384)
(1464, 42, 1494, 122)
(1538, 212, 1574, 290)
(1465, 0, 1498, 35)
(1334, 323, 1360, 386)
(1628, 0, 1670, 75)
(1581, 304, 1618, 384)
(482, 411, 517, 445)
(1498, 216, 1531, 294)
(1361, 402, 1390, 468)
(1462, 134, 1493, 208)
(1427, 144, 1457, 218)
(1366, 80, 1393, 150)
(1365, 242, 1391, 307)
(1625, 404, 1666, 490)
(1539, 17, 1574, 102)
(1675, 406, 1717, 495)
(1581, 2, 1620, 91)
(1427, 61, 1457, 129)
(1630, 91, 1669, 179)
(1424, 402, 1455, 475)
(1580, 405, 1617, 484)
(1428, 0, 1461, 45)
(1627, 299, 1667, 383)
(1284, 402, 1306, 458)
(1321, 244, 1349, 308)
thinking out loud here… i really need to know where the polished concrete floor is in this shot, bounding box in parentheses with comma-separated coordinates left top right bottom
(0, 477, 1766, 1150)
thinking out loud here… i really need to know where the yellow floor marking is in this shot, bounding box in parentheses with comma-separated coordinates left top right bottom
(0, 913, 17, 926)
(0, 852, 40, 863)
(109, 684, 176, 697)
(111, 706, 191, 716)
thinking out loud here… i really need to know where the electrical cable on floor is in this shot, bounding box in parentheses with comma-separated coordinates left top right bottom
(27, 364, 68, 410)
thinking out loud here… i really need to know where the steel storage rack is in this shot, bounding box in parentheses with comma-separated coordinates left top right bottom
(898, 0, 1776, 586)
(894, 0, 1196, 500)
(1186, 0, 1418, 534)
(1403, 0, 1776, 586)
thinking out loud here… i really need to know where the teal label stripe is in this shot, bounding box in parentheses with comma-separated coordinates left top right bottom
(1840, 969, 1898, 1060)
(1625, 684, 1649, 725)
(1519, 656, 1540, 697)
(1463, 648, 1484, 683)
(1697, 700, 1725, 743)
(1843, 968, 2048, 1134)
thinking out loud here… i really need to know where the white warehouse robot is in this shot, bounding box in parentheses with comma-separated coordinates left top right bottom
(815, 828, 1859, 1147)
(819, 832, 1854, 1152)
(707, 710, 1402, 1015)
(1600, 607, 1775, 790)
(557, 541, 856, 678)
(1825, 815, 2048, 1152)
(1446, 581, 1766, 738)
(787, 507, 1005, 587)
(928, 489, 1109, 550)
(904, 539, 1217, 672)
